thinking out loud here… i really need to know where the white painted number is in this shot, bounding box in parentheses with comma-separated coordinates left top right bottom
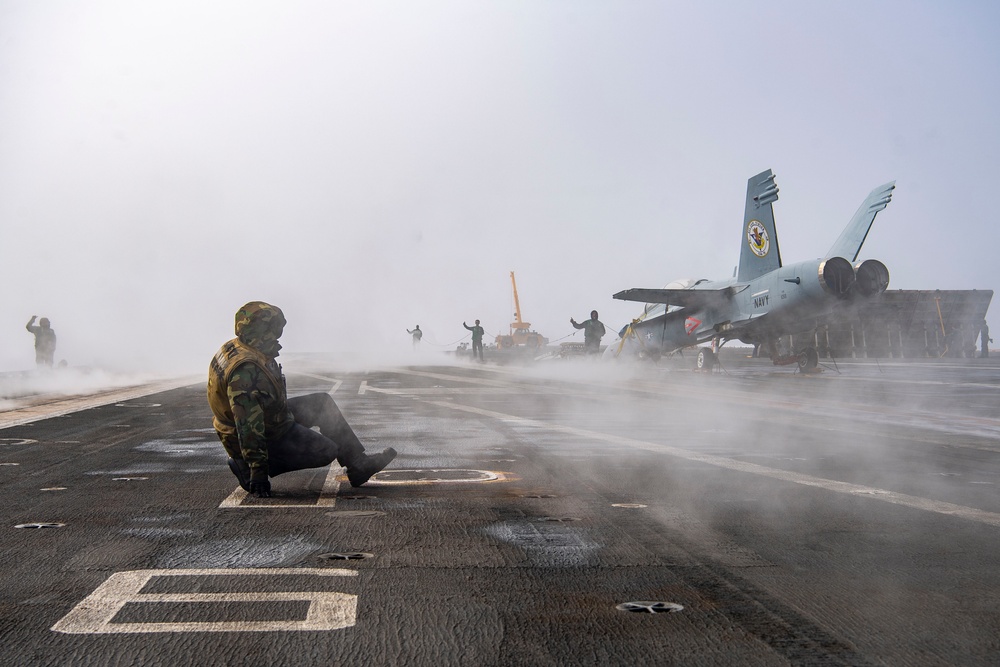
(51, 568, 358, 634)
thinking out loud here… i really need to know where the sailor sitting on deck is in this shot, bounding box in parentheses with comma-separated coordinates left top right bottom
(207, 301, 396, 497)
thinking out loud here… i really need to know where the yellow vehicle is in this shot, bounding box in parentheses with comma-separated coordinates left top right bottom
(495, 272, 549, 350)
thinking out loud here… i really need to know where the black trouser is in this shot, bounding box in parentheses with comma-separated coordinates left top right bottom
(266, 393, 367, 477)
(472, 340, 483, 361)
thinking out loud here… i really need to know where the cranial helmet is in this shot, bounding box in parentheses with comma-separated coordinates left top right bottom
(39, 318, 50, 328)
(235, 302, 286, 353)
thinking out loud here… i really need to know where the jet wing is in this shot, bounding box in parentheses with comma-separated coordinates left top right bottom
(613, 285, 748, 309)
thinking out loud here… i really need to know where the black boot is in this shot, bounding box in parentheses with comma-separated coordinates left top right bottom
(347, 448, 398, 487)
(227, 457, 251, 492)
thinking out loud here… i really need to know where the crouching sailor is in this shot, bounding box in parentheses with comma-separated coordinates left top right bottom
(208, 301, 396, 497)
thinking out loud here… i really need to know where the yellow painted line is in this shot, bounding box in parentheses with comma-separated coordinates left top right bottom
(424, 399, 1000, 529)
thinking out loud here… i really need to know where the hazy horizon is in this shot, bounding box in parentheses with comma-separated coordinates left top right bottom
(2, 0, 997, 375)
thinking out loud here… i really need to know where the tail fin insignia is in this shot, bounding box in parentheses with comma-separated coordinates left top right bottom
(747, 220, 770, 257)
(737, 169, 782, 282)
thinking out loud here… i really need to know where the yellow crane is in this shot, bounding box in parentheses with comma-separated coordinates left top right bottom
(496, 272, 549, 350)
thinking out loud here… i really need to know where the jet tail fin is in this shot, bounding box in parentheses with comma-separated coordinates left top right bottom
(737, 169, 782, 282)
(826, 181, 895, 261)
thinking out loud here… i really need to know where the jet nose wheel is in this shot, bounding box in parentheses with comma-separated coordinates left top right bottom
(696, 348, 716, 371)
(797, 347, 819, 371)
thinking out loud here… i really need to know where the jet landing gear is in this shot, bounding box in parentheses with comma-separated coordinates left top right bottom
(797, 347, 819, 372)
(696, 348, 716, 371)
(766, 341, 820, 372)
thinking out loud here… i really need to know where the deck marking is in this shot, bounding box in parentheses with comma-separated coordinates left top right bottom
(0, 377, 201, 429)
(358, 468, 512, 486)
(425, 399, 1000, 529)
(0, 438, 37, 446)
(51, 568, 357, 634)
(390, 368, 1000, 450)
(219, 466, 341, 509)
(360, 384, 512, 396)
(292, 373, 342, 395)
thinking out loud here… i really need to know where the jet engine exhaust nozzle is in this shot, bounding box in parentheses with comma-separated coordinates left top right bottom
(819, 257, 855, 298)
(853, 259, 890, 297)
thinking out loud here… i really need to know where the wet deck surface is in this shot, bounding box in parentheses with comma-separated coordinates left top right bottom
(2, 357, 999, 665)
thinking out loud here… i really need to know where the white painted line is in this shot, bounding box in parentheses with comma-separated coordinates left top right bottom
(391, 368, 546, 391)
(398, 367, 1000, 448)
(316, 465, 342, 507)
(218, 487, 248, 508)
(51, 568, 357, 634)
(0, 377, 201, 429)
(425, 399, 1000, 529)
(362, 469, 510, 486)
(292, 373, 343, 395)
(359, 385, 512, 396)
(358, 381, 368, 395)
(219, 466, 342, 509)
(823, 370, 1000, 392)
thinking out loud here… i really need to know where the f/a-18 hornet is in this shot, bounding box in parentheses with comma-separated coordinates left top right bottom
(610, 169, 895, 370)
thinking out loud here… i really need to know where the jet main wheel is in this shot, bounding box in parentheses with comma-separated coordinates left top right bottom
(696, 348, 716, 371)
(797, 347, 819, 370)
(638, 349, 661, 362)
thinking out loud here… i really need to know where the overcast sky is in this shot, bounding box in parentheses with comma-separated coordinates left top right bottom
(1, 0, 997, 373)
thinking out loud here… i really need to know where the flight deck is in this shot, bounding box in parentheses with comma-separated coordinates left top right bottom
(2, 357, 999, 665)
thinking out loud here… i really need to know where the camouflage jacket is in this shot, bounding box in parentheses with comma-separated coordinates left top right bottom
(207, 302, 293, 481)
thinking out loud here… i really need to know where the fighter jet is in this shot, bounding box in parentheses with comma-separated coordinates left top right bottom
(610, 169, 895, 370)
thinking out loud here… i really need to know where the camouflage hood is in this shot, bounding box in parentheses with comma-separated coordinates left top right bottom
(234, 301, 286, 357)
